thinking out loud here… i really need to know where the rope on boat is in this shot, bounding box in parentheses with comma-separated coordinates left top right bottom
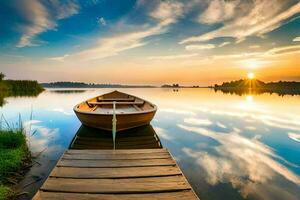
(112, 101, 117, 150)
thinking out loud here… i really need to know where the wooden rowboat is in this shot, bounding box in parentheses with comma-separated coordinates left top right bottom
(74, 91, 157, 131)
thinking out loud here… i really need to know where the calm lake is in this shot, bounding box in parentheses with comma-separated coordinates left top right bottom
(1, 88, 300, 200)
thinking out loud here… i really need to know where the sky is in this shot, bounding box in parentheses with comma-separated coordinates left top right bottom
(0, 0, 300, 86)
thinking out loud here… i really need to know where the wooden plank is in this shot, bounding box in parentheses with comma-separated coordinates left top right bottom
(57, 158, 175, 168)
(63, 152, 170, 160)
(50, 166, 181, 178)
(88, 102, 144, 105)
(34, 190, 198, 200)
(133, 104, 142, 111)
(33, 149, 199, 200)
(98, 97, 135, 102)
(41, 176, 190, 193)
(66, 149, 167, 154)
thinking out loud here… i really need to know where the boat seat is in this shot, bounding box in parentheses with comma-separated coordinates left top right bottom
(97, 97, 135, 102)
(88, 101, 144, 105)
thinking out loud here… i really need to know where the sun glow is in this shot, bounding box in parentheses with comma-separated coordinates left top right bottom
(246, 95, 253, 103)
(247, 72, 255, 79)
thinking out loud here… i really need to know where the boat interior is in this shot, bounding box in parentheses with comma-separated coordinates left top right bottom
(77, 91, 155, 114)
(70, 125, 162, 149)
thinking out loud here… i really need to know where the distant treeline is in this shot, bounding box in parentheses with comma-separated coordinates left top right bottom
(42, 82, 156, 88)
(214, 79, 300, 96)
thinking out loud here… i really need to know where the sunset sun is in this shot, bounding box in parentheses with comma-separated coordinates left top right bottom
(247, 72, 255, 79)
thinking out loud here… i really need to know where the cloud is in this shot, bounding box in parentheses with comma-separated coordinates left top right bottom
(49, 54, 70, 62)
(245, 126, 257, 130)
(50, 0, 80, 19)
(52, 108, 74, 116)
(16, 0, 79, 48)
(266, 44, 300, 56)
(179, 124, 300, 192)
(203, 44, 300, 61)
(216, 122, 227, 129)
(159, 108, 196, 116)
(198, 0, 238, 24)
(185, 44, 216, 51)
(153, 126, 173, 140)
(249, 45, 261, 49)
(293, 36, 300, 42)
(288, 132, 300, 142)
(184, 117, 213, 126)
(97, 17, 106, 26)
(23, 120, 60, 153)
(53, 1, 184, 61)
(148, 53, 198, 60)
(62, 26, 161, 61)
(180, 1, 300, 44)
(149, 1, 184, 26)
(218, 41, 230, 47)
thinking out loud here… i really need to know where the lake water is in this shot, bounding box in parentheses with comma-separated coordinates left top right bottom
(1, 88, 300, 200)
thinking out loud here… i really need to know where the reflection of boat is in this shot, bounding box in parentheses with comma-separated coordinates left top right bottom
(70, 125, 162, 149)
(74, 90, 157, 131)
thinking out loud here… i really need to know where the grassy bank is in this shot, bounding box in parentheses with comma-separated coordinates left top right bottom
(0, 73, 44, 107)
(2, 80, 44, 96)
(0, 130, 30, 200)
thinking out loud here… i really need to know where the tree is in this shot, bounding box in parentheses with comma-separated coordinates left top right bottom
(0, 72, 5, 81)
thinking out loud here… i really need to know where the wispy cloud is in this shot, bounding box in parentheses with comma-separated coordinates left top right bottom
(97, 17, 106, 26)
(249, 45, 261, 49)
(49, 54, 70, 62)
(148, 53, 198, 60)
(288, 132, 300, 142)
(208, 44, 300, 61)
(198, 0, 238, 24)
(180, 1, 300, 44)
(185, 44, 215, 51)
(266, 44, 300, 56)
(149, 0, 184, 26)
(218, 41, 230, 47)
(293, 36, 300, 42)
(179, 124, 300, 189)
(184, 117, 213, 126)
(153, 126, 173, 140)
(52, 1, 184, 61)
(17, 0, 79, 48)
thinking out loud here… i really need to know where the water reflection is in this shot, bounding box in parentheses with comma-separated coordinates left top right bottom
(179, 124, 300, 200)
(0, 92, 41, 107)
(214, 87, 300, 96)
(70, 125, 162, 149)
(49, 89, 87, 94)
(0, 88, 299, 200)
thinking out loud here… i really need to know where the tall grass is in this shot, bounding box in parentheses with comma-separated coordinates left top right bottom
(0, 78, 44, 107)
(3, 80, 44, 96)
(0, 115, 30, 200)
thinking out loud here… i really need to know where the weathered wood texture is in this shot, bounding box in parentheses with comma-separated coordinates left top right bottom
(74, 91, 157, 131)
(33, 149, 199, 200)
(34, 191, 197, 200)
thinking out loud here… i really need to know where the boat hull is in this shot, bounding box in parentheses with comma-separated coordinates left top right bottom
(74, 110, 156, 131)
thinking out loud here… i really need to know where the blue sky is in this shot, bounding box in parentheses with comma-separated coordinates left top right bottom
(0, 0, 300, 85)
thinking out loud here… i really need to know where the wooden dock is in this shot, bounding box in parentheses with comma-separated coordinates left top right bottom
(33, 148, 199, 199)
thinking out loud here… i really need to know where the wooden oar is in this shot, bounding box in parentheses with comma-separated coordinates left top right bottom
(112, 101, 117, 150)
